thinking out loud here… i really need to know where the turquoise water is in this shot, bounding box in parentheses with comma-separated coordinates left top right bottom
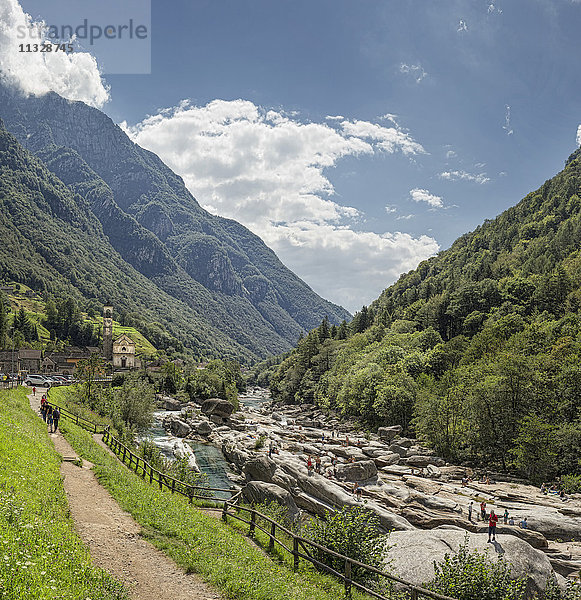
(145, 411, 232, 498)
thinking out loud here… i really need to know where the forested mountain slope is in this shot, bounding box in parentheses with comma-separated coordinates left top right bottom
(0, 84, 350, 359)
(269, 148, 581, 482)
(0, 122, 258, 360)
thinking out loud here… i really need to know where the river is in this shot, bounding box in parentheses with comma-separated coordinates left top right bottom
(144, 388, 271, 498)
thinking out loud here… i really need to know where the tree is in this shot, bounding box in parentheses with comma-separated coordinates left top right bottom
(76, 353, 105, 405)
(160, 361, 184, 395)
(510, 415, 557, 484)
(115, 374, 155, 430)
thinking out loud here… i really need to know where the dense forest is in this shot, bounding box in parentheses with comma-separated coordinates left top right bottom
(267, 147, 581, 483)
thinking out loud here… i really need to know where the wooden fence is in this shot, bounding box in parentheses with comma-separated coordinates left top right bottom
(45, 400, 456, 600)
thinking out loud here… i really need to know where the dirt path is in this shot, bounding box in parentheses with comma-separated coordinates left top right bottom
(29, 391, 223, 600)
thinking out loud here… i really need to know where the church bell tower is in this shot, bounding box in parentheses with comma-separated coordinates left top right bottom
(103, 305, 113, 361)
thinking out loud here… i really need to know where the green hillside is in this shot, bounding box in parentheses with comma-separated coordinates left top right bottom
(0, 123, 250, 360)
(0, 84, 350, 362)
(269, 148, 581, 484)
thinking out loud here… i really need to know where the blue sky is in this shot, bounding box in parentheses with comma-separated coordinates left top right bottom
(4, 0, 581, 312)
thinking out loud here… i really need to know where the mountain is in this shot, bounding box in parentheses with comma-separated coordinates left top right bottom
(268, 149, 581, 482)
(0, 85, 350, 360)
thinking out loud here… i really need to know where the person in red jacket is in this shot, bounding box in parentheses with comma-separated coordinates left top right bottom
(488, 509, 499, 542)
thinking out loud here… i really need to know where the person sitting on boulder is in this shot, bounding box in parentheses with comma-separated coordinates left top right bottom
(519, 517, 528, 529)
(541, 482, 547, 494)
(509, 516, 515, 526)
(488, 509, 498, 543)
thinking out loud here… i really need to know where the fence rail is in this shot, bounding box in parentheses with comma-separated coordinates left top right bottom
(44, 398, 455, 600)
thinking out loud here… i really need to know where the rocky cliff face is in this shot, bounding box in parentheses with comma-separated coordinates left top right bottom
(0, 84, 351, 358)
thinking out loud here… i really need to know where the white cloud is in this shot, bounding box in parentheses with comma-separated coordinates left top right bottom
(399, 63, 427, 83)
(127, 99, 436, 311)
(576, 124, 581, 147)
(409, 188, 444, 208)
(396, 214, 414, 221)
(439, 170, 490, 184)
(446, 149, 457, 159)
(325, 115, 344, 121)
(457, 19, 468, 32)
(385, 205, 397, 214)
(0, 0, 109, 107)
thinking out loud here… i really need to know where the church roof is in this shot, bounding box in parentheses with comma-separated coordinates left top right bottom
(114, 333, 135, 345)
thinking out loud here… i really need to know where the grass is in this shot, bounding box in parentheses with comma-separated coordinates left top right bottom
(0, 387, 128, 600)
(51, 387, 372, 600)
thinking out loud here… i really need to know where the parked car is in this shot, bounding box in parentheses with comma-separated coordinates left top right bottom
(24, 374, 52, 387)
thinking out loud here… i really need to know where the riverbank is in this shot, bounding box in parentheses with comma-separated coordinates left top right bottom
(159, 387, 581, 592)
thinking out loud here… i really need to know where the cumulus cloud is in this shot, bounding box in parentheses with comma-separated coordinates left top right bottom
(0, 0, 109, 107)
(127, 99, 436, 310)
(577, 124, 581, 147)
(409, 188, 444, 208)
(439, 170, 490, 184)
(399, 63, 427, 83)
(457, 19, 468, 32)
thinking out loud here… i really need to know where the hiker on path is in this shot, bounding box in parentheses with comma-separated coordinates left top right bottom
(47, 406, 54, 433)
(53, 407, 60, 432)
(32, 386, 36, 397)
(488, 510, 498, 542)
(503, 508, 509, 524)
(480, 501, 487, 521)
(468, 501, 473, 521)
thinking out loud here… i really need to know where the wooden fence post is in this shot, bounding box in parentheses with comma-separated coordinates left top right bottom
(158, 473, 163, 490)
(222, 502, 228, 522)
(344, 559, 352, 599)
(171, 479, 175, 494)
(249, 511, 256, 537)
(293, 537, 299, 572)
(122, 447, 127, 464)
(410, 589, 419, 600)
(76, 415, 79, 425)
(149, 466, 153, 484)
(268, 521, 276, 551)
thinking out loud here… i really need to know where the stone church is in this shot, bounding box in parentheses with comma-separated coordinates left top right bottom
(102, 306, 137, 370)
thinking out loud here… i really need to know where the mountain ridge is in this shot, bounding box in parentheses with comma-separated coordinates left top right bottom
(0, 84, 350, 360)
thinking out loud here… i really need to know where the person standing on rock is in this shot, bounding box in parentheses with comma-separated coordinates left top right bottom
(468, 501, 473, 521)
(503, 508, 509, 524)
(307, 455, 313, 475)
(480, 501, 487, 521)
(488, 509, 498, 542)
(315, 456, 321, 473)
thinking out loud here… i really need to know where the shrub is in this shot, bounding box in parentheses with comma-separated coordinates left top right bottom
(428, 535, 526, 600)
(560, 474, 581, 494)
(305, 506, 389, 584)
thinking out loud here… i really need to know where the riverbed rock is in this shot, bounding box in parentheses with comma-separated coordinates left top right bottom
(335, 460, 378, 482)
(209, 415, 224, 425)
(172, 439, 199, 471)
(406, 455, 443, 468)
(242, 481, 299, 520)
(196, 421, 212, 436)
(161, 396, 182, 411)
(170, 419, 191, 438)
(387, 529, 555, 598)
(374, 453, 400, 468)
(201, 398, 235, 418)
(243, 455, 277, 482)
(377, 425, 402, 442)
